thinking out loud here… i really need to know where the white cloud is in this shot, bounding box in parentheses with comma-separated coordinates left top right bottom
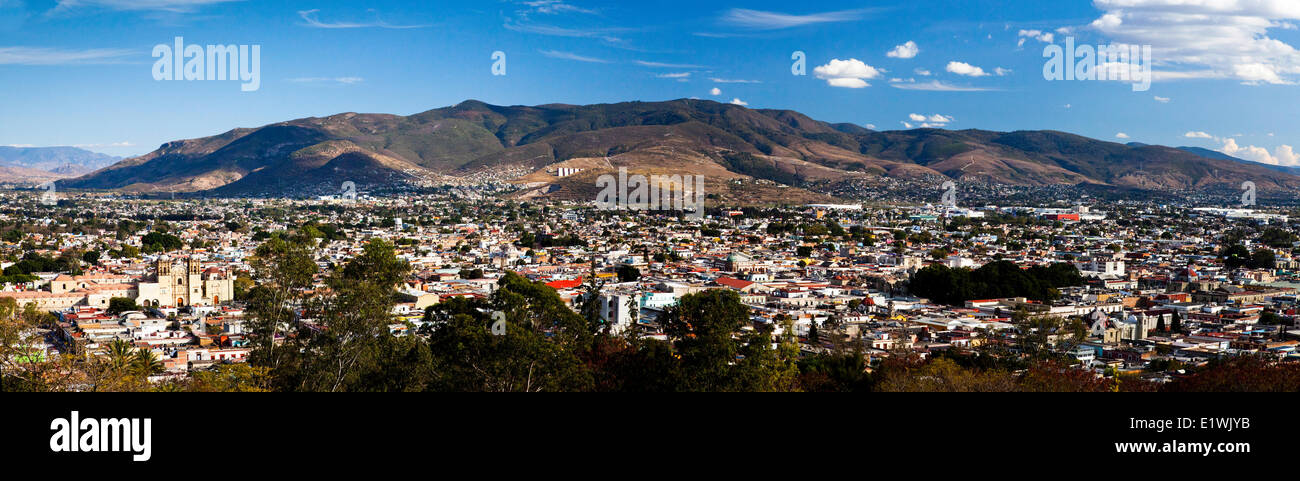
(1278, 145, 1300, 165)
(887, 41, 919, 59)
(909, 113, 953, 124)
(1221, 138, 1300, 166)
(1088, 0, 1300, 85)
(1017, 29, 1054, 47)
(540, 50, 610, 63)
(297, 9, 429, 29)
(709, 77, 761, 84)
(710, 87, 721, 96)
(864, 124, 877, 130)
(719, 7, 875, 30)
(0, 46, 134, 65)
(503, 19, 624, 43)
(946, 61, 989, 77)
(994, 67, 1012, 76)
(914, 68, 931, 76)
(51, 0, 239, 13)
(813, 58, 882, 88)
(889, 79, 1001, 91)
(1116, 132, 1131, 139)
(635, 60, 706, 69)
(1185, 131, 1214, 139)
(1154, 96, 1171, 103)
(655, 72, 691, 79)
(519, 1, 596, 15)
(729, 98, 748, 106)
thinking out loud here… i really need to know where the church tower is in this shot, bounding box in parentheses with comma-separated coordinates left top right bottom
(156, 257, 172, 280)
(187, 257, 202, 305)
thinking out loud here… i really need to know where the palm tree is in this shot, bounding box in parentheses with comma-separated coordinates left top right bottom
(105, 339, 134, 373)
(131, 349, 164, 377)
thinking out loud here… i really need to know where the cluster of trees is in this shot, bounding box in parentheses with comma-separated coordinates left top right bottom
(1257, 227, 1298, 249)
(833, 351, 1300, 393)
(908, 261, 1084, 306)
(140, 232, 185, 253)
(513, 232, 587, 251)
(1221, 245, 1275, 269)
(1, 252, 82, 284)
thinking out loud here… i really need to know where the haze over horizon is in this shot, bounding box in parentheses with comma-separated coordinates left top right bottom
(2, 0, 1298, 167)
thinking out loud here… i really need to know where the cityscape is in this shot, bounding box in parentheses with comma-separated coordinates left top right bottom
(2, 0, 1300, 398)
(1, 181, 1297, 392)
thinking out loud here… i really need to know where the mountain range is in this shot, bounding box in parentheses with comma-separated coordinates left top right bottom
(0, 146, 121, 184)
(1168, 145, 1300, 176)
(56, 99, 1300, 201)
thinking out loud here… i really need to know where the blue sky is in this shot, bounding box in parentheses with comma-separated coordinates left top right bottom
(1, 0, 1298, 167)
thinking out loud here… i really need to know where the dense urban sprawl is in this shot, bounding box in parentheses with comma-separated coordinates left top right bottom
(2, 187, 1299, 392)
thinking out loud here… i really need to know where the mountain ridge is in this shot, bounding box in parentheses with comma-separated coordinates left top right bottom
(0, 146, 121, 183)
(57, 99, 1300, 199)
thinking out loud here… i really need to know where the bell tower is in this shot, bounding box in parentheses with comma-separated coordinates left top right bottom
(156, 257, 171, 279)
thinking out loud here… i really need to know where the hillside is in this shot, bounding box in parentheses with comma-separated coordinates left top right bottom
(57, 99, 1300, 200)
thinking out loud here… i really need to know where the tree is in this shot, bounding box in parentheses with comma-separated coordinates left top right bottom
(658, 289, 795, 391)
(908, 261, 1081, 306)
(140, 232, 184, 253)
(106, 297, 139, 315)
(422, 275, 595, 392)
(232, 276, 254, 301)
(131, 349, 164, 377)
(1259, 311, 1289, 326)
(292, 239, 417, 392)
(0, 297, 63, 391)
(1170, 312, 1183, 334)
(105, 339, 135, 374)
(615, 264, 640, 283)
(517, 231, 536, 247)
(82, 250, 101, 266)
(876, 357, 1017, 392)
(245, 236, 319, 388)
(797, 352, 872, 392)
(1248, 249, 1276, 269)
(1221, 244, 1251, 269)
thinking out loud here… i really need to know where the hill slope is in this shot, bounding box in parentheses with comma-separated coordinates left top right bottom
(58, 99, 1300, 198)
